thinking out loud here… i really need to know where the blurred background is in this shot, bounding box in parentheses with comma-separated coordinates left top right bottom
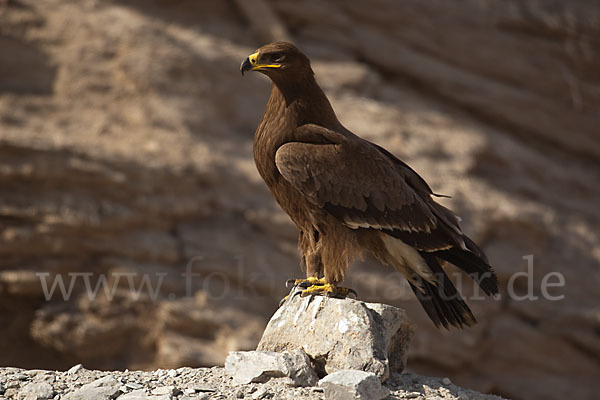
(1, 0, 599, 399)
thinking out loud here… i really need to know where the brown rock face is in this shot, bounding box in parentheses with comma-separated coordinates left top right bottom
(0, 1, 598, 400)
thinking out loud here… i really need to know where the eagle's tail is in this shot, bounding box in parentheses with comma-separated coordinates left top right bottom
(435, 244, 499, 297)
(410, 253, 477, 329)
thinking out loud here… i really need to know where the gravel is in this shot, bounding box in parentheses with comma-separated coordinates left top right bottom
(0, 366, 507, 400)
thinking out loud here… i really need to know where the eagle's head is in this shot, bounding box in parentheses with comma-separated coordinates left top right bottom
(240, 41, 312, 81)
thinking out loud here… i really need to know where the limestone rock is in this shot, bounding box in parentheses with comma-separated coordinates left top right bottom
(151, 386, 180, 396)
(63, 375, 121, 400)
(225, 349, 318, 387)
(258, 294, 414, 382)
(118, 390, 147, 400)
(318, 370, 390, 400)
(18, 382, 55, 400)
(67, 364, 84, 375)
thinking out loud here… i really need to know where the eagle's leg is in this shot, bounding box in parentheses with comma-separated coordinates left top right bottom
(300, 283, 357, 299)
(279, 277, 325, 307)
(286, 276, 325, 288)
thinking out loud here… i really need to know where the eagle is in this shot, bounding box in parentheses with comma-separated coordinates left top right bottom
(240, 42, 498, 329)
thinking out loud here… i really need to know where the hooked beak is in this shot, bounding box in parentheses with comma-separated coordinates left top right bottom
(240, 51, 282, 76)
(240, 56, 253, 76)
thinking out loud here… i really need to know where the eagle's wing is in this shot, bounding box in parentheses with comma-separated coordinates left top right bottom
(275, 125, 462, 252)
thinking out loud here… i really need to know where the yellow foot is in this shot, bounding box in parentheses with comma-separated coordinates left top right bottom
(279, 278, 357, 306)
(300, 283, 357, 299)
(286, 276, 326, 289)
(279, 277, 325, 306)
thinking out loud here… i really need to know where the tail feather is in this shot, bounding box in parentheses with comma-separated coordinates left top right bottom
(410, 253, 477, 329)
(436, 247, 499, 296)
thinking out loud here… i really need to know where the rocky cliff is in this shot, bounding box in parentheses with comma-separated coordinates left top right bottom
(0, 1, 599, 400)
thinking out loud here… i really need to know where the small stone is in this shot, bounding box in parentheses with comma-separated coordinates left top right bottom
(118, 389, 147, 400)
(67, 365, 84, 375)
(126, 383, 144, 390)
(235, 389, 245, 398)
(9, 373, 28, 381)
(251, 387, 270, 400)
(25, 370, 50, 377)
(197, 394, 210, 400)
(167, 370, 178, 378)
(181, 384, 215, 394)
(63, 375, 121, 400)
(225, 349, 318, 387)
(6, 381, 20, 389)
(442, 377, 451, 385)
(193, 386, 216, 392)
(318, 370, 390, 400)
(19, 382, 55, 400)
(151, 386, 179, 396)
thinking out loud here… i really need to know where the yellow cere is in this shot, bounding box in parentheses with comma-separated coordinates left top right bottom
(248, 51, 282, 71)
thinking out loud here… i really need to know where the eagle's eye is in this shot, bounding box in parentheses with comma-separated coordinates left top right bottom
(271, 52, 285, 63)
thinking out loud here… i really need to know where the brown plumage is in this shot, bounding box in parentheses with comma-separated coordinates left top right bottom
(241, 42, 498, 329)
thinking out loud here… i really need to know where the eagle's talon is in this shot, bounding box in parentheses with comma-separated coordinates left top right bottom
(299, 283, 357, 299)
(290, 277, 325, 289)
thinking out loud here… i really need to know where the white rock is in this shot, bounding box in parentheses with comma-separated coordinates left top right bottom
(318, 370, 390, 400)
(63, 375, 121, 400)
(125, 382, 144, 390)
(6, 381, 20, 389)
(67, 364, 84, 375)
(119, 389, 147, 400)
(151, 385, 179, 396)
(225, 349, 318, 387)
(258, 295, 414, 381)
(19, 382, 55, 400)
(167, 370, 178, 378)
(118, 389, 171, 400)
(9, 373, 28, 381)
